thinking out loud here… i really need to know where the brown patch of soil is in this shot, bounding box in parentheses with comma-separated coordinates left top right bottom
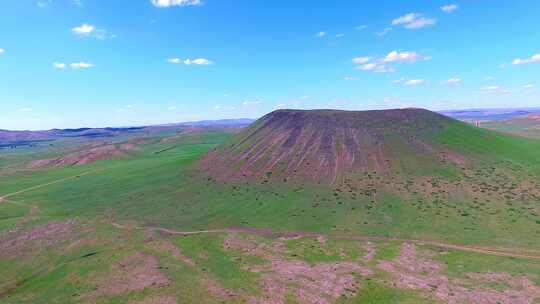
(250, 259, 372, 304)
(148, 239, 195, 267)
(223, 233, 372, 304)
(0, 219, 76, 257)
(379, 243, 540, 304)
(205, 278, 237, 300)
(29, 139, 147, 169)
(91, 252, 169, 296)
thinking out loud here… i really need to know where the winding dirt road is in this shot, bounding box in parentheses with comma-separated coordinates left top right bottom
(112, 222, 540, 261)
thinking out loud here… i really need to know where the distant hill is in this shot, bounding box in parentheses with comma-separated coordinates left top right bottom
(166, 118, 255, 127)
(0, 119, 253, 147)
(440, 107, 540, 121)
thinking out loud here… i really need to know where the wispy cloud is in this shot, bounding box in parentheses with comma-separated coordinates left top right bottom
(352, 57, 371, 64)
(150, 0, 202, 7)
(344, 76, 359, 81)
(70, 62, 94, 69)
(355, 25, 368, 30)
(19, 107, 33, 112)
(72, 24, 108, 40)
(522, 84, 534, 90)
(443, 77, 462, 85)
(242, 100, 262, 106)
(404, 79, 425, 86)
(53, 62, 66, 69)
(392, 13, 436, 30)
(441, 4, 458, 13)
(184, 58, 213, 65)
(167, 58, 181, 64)
(53, 61, 95, 70)
(353, 50, 426, 74)
(383, 51, 425, 63)
(512, 53, 540, 65)
(376, 27, 392, 36)
(316, 31, 327, 38)
(394, 78, 425, 86)
(0, 48, 4, 55)
(482, 85, 508, 94)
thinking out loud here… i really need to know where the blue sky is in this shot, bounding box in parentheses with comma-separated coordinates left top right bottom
(0, 0, 539, 130)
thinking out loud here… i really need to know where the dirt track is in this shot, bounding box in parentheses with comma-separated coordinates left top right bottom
(112, 222, 540, 261)
(0, 169, 101, 202)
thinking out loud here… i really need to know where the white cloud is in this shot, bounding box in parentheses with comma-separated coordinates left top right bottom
(72, 24, 94, 35)
(19, 108, 33, 112)
(405, 79, 425, 86)
(151, 0, 202, 7)
(242, 100, 262, 106)
(213, 105, 221, 110)
(522, 84, 534, 89)
(482, 85, 508, 94)
(392, 13, 436, 30)
(355, 25, 368, 30)
(184, 58, 213, 65)
(167, 58, 181, 64)
(70, 62, 94, 69)
(73, 0, 83, 7)
(275, 103, 287, 109)
(512, 53, 540, 65)
(336, 33, 345, 38)
(168, 106, 177, 111)
(72, 24, 108, 40)
(441, 4, 458, 13)
(344, 76, 359, 81)
(393, 78, 405, 84)
(443, 77, 462, 85)
(353, 50, 424, 73)
(405, 17, 436, 29)
(352, 56, 371, 64)
(53, 62, 66, 69)
(383, 51, 424, 63)
(316, 31, 327, 38)
(392, 13, 419, 25)
(37, 0, 52, 7)
(0, 48, 4, 55)
(376, 27, 392, 36)
(356, 63, 394, 73)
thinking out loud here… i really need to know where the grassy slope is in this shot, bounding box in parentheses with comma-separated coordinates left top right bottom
(1, 124, 540, 303)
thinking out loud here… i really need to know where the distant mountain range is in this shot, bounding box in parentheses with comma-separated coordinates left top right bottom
(439, 107, 540, 121)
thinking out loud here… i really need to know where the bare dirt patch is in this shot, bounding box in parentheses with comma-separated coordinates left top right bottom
(0, 219, 76, 257)
(148, 239, 195, 267)
(28, 139, 148, 169)
(204, 278, 237, 300)
(90, 252, 169, 297)
(378, 243, 540, 304)
(222, 233, 373, 304)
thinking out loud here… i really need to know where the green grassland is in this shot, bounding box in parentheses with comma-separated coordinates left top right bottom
(1, 121, 540, 303)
